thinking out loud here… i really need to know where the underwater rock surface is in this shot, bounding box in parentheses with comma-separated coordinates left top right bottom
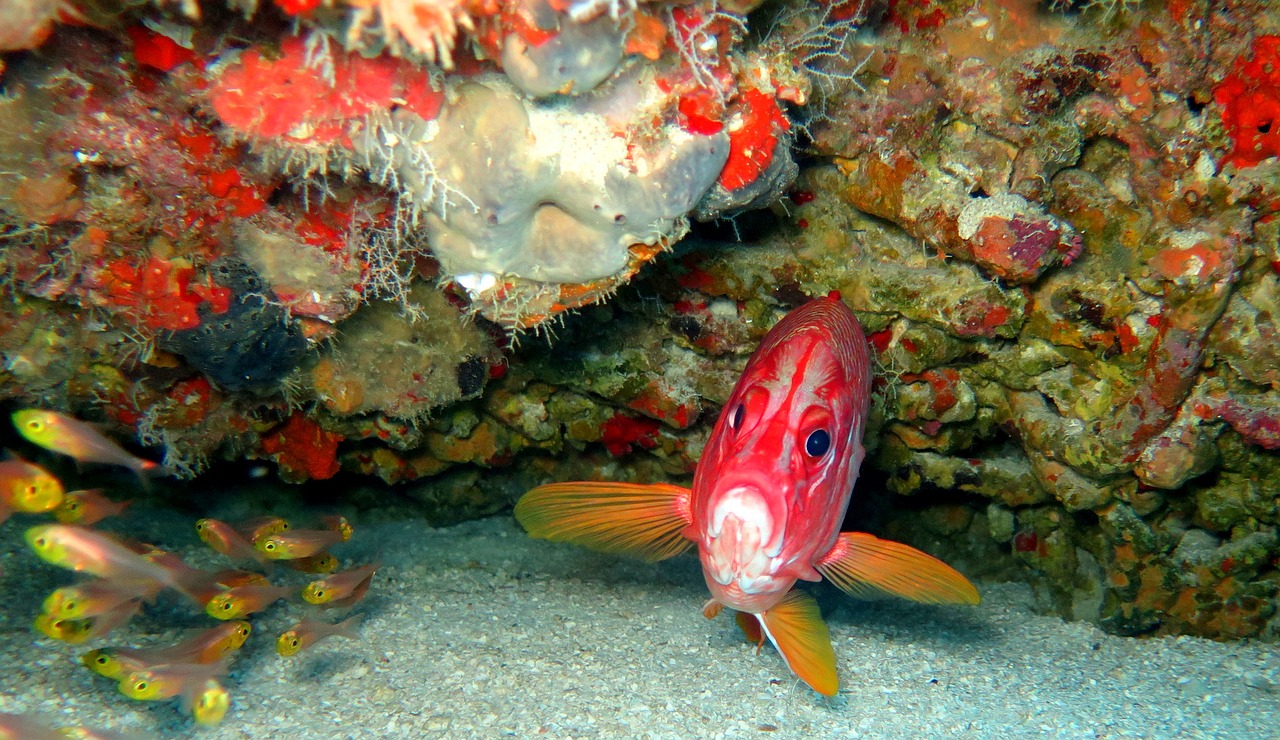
(1, 0, 1279, 646)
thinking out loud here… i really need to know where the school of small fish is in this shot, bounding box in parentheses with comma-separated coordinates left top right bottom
(4, 410, 373, 732)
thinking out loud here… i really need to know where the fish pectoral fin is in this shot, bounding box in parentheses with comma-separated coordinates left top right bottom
(757, 591, 838, 696)
(733, 610, 765, 651)
(514, 482, 694, 562)
(816, 532, 981, 606)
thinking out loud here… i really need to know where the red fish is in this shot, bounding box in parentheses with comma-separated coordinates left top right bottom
(516, 293, 979, 696)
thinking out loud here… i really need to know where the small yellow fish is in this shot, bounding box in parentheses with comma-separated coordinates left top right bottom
(81, 649, 149, 680)
(276, 615, 363, 657)
(12, 409, 159, 481)
(233, 515, 289, 541)
(36, 598, 141, 643)
(186, 678, 230, 726)
(0, 457, 64, 514)
(54, 489, 130, 526)
(35, 613, 95, 643)
(286, 552, 339, 574)
(26, 524, 175, 586)
(118, 662, 224, 701)
(256, 528, 346, 560)
(195, 518, 263, 563)
(302, 562, 380, 606)
(162, 620, 253, 663)
(204, 583, 293, 620)
(43, 579, 158, 620)
(80, 621, 250, 682)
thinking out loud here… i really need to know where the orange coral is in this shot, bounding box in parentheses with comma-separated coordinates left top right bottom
(260, 413, 344, 482)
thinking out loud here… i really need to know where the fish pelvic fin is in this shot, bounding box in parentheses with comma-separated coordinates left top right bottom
(757, 590, 838, 696)
(734, 610, 765, 650)
(514, 482, 694, 562)
(816, 532, 981, 606)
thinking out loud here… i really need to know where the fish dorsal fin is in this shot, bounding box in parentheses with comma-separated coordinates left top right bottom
(816, 532, 981, 605)
(514, 482, 694, 562)
(757, 590, 838, 696)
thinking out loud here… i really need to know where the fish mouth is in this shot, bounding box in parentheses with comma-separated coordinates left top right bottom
(704, 486, 784, 588)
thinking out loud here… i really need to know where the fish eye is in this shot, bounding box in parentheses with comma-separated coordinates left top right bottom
(221, 601, 233, 611)
(27, 420, 42, 431)
(264, 542, 276, 550)
(729, 403, 744, 430)
(804, 429, 831, 458)
(96, 655, 110, 665)
(134, 681, 148, 692)
(34, 537, 47, 548)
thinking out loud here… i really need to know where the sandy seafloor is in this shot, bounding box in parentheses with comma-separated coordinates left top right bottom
(1, 509, 1279, 739)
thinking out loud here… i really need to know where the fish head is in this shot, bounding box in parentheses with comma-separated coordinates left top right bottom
(81, 649, 129, 679)
(25, 524, 67, 565)
(228, 620, 253, 648)
(277, 630, 303, 657)
(205, 592, 244, 620)
(256, 535, 291, 558)
(192, 680, 230, 726)
(12, 409, 56, 446)
(302, 580, 332, 605)
(690, 295, 871, 612)
(120, 669, 164, 700)
(4, 461, 64, 514)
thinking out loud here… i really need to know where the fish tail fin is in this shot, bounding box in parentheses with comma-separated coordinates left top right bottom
(816, 532, 980, 605)
(514, 482, 694, 562)
(131, 459, 163, 491)
(336, 613, 365, 640)
(757, 591, 839, 696)
(150, 552, 220, 604)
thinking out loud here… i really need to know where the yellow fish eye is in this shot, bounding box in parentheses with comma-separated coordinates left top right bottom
(27, 420, 42, 431)
(96, 655, 110, 666)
